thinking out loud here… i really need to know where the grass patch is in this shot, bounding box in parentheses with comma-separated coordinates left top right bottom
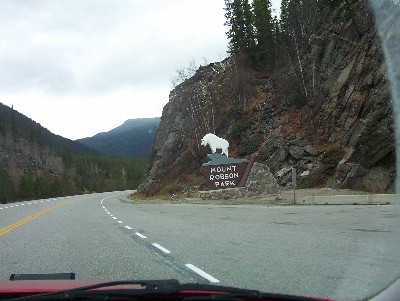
(159, 181, 183, 195)
(130, 192, 171, 201)
(231, 117, 253, 140)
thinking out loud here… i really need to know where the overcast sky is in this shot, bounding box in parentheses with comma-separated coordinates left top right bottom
(0, 0, 281, 140)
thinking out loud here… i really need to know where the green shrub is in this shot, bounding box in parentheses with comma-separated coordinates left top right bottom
(236, 136, 263, 157)
(256, 146, 269, 162)
(231, 117, 253, 139)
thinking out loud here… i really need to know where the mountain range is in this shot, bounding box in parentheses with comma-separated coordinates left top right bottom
(0, 102, 157, 203)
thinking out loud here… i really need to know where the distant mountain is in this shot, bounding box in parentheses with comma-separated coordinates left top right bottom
(77, 118, 160, 158)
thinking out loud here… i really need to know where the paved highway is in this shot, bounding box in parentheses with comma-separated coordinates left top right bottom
(1, 191, 399, 300)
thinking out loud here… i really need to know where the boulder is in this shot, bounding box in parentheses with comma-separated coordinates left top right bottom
(288, 145, 306, 159)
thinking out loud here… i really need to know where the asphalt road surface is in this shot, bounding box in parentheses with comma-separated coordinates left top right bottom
(1, 191, 399, 300)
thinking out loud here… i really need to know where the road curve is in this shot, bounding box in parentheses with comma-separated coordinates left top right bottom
(1, 191, 399, 300)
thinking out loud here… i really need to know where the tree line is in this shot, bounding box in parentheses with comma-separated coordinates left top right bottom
(224, 0, 355, 67)
(0, 139, 146, 203)
(224, 0, 359, 102)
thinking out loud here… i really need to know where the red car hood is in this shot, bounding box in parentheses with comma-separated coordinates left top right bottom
(0, 280, 143, 294)
(0, 280, 335, 301)
(4, 279, 399, 301)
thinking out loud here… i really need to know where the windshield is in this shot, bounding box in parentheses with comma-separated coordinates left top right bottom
(0, 1, 399, 301)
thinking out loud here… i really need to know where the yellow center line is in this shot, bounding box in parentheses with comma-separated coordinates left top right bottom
(0, 202, 68, 237)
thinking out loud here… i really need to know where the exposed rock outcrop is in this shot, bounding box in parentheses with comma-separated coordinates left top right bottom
(138, 1, 395, 196)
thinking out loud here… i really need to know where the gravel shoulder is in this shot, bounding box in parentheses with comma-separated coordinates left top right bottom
(125, 188, 371, 205)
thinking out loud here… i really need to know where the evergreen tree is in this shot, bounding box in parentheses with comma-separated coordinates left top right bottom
(0, 163, 15, 203)
(11, 105, 17, 145)
(272, 15, 286, 68)
(253, 0, 274, 66)
(280, 0, 290, 35)
(224, 0, 256, 57)
(242, 0, 256, 54)
(19, 167, 35, 199)
(0, 109, 5, 135)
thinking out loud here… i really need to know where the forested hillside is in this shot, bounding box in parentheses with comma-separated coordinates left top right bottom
(138, 0, 395, 197)
(0, 103, 146, 203)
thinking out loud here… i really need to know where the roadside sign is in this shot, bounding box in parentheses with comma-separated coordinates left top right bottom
(292, 167, 297, 186)
(292, 167, 296, 204)
(200, 153, 252, 190)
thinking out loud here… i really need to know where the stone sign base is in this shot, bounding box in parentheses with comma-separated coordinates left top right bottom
(199, 162, 280, 200)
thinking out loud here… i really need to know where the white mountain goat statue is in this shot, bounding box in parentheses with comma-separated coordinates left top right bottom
(201, 133, 229, 157)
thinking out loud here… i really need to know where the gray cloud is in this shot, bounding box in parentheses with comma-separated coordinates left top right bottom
(0, 0, 281, 139)
(0, 0, 228, 96)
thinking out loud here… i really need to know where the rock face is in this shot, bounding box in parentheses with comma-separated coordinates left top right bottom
(138, 1, 395, 196)
(138, 59, 246, 195)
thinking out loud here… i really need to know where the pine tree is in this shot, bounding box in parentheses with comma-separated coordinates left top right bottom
(0, 109, 5, 136)
(272, 15, 285, 68)
(19, 167, 35, 199)
(11, 105, 17, 145)
(280, 0, 290, 35)
(0, 163, 15, 203)
(224, 0, 256, 57)
(242, 0, 255, 53)
(253, 0, 273, 66)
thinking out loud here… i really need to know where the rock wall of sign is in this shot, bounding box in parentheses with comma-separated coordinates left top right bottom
(200, 153, 251, 190)
(199, 162, 280, 200)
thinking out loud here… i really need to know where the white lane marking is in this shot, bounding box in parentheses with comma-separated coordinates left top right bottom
(118, 221, 123, 224)
(135, 232, 147, 239)
(125, 226, 133, 230)
(112, 217, 117, 220)
(0, 199, 61, 210)
(107, 212, 111, 215)
(185, 264, 220, 283)
(152, 243, 171, 254)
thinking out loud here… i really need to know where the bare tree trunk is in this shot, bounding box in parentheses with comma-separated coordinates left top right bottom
(293, 30, 308, 98)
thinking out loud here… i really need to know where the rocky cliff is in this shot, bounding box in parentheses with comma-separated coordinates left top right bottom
(138, 1, 395, 196)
